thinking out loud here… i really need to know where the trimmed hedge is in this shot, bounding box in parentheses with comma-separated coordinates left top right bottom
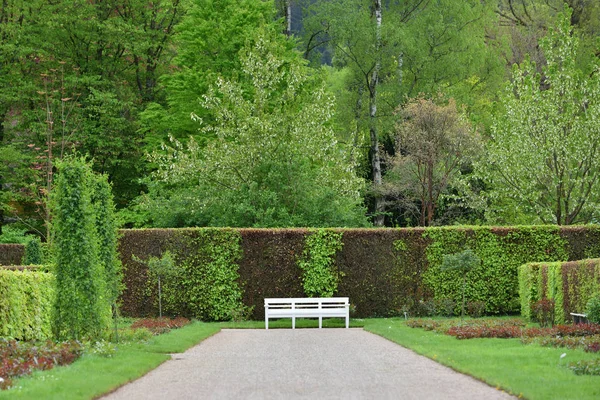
(0, 269, 55, 340)
(0, 244, 24, 265)
(519, 259, 600, 324)
(118, 226, 600, 320)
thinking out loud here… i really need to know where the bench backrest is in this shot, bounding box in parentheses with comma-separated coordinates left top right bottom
(264, 298, 349, 308)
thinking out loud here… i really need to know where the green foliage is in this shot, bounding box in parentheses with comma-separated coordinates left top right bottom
(141, 0, 275, 142)
(172, 229, 245, 321)
(519, 259, 600, 324)
(0, 269, 54, 340)
(144, 251, 177, 282)
(133, 251, 180, 318)
(424, 226, 568, 314)
(586, 293, 600, 324)
(23, 237, 43, 265)
(569, 359, 600, 376)
(92, 174, 123, 307)
(120, 226, 592, 320)
(141, 29, 368, 228)
(485, 9, 600, 225)
(440, 248, 480, 317)
(298, 229, 344, 297)
(440, 248, 480, 274)
(0, 226, 32, 244)
(51, 157, 110, 340)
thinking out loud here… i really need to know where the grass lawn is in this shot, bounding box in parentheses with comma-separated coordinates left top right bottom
(0, 321, 220, 400)
(2, 317, 599, 400)
(364, 318, 600, 400)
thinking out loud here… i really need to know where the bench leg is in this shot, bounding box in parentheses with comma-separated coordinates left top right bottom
(346, 315, 349, 328)
(292, 316, 296, 329)
(319, 316, 322, 329)
(265, 317, 268, 330)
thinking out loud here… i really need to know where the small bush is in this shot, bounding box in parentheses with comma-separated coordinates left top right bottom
(406, 319, 442, 331)
(585, 293, 600, 324)
(466, 301, 486, 318)
(130, 317, 190, 335)
(114, 328, 154, 343)
(568, 359, 600, 376)
(437, 298, 456, 317)
(584, 341, 600, 353)
(23, 237, 43, 265)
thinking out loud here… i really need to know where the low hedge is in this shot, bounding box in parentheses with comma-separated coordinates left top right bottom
(118, 226, 600, 320)
(0, 244, 25, 265)
(519, 259, 600, 324)
(0, 269, 55, 340)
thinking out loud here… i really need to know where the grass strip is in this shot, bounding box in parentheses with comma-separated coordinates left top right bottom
(364, 318, 600, 400)
(0, 322, 220, 400)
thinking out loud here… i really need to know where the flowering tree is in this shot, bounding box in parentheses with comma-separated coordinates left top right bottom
(143, 30, 367, 227)
(485, 10, 600, 225)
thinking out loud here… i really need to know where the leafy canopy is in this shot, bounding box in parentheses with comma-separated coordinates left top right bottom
(141, 29, 368, 228)
(485, 9, 600, 225)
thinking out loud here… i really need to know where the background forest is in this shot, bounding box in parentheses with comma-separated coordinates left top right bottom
(1, 0, 600, 239)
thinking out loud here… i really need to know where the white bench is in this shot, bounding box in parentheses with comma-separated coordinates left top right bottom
(264, 297, 349, 329)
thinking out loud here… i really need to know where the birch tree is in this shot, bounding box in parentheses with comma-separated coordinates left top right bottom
(300, 0, 494, 225)
(485, 10, 600, 225)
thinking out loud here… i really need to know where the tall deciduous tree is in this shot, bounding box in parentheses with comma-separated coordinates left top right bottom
(140, 29, 368, 228)
(300, 0, 497, 225)
(140, 0, 275, 143)
(485, 10, 600, 225)
(383, 97, 481, 226)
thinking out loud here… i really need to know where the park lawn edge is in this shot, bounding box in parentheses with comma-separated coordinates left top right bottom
(0, 321, 221, 400)
(364, 318, 600, 400)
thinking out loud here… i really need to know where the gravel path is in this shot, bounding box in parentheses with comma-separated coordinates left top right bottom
(102, 328, 515, 400)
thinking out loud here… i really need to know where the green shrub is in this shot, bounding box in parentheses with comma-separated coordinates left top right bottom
(133, 251, 180, 318)
(568, 359, 600, 375)
(173, 229, 245, 321)
(519, 259, 600, 324)
(425, 226, 568, 315)
(0, 269, 55, 340)
(0, 225, 31, 244)
(118, 226, 600, 320)
(51, 157, 110, 340)
(23, 237, 43, 265)
(92, 173, 123, 314)
(439, 248, 480, 318)
(586, 293, 600, 324)
(298, 229, 344, 297)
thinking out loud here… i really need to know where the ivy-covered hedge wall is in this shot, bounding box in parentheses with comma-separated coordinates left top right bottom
(0, 244, 25, 265)
(519, 259, 600, 324)
(118, 226, 600, 320)
(0, 269, 55, 340)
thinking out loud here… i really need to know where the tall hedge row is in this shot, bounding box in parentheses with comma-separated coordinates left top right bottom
(0, 244, 24, 265)
(118, 225, 600, 320)
(519, 259, 600, 324)
(0, 269, 54, 340)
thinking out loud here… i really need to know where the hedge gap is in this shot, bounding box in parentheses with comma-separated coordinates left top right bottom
(0, 244, 25, 265)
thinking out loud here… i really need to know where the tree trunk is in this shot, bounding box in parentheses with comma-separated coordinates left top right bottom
(370, 0, 384, 227)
